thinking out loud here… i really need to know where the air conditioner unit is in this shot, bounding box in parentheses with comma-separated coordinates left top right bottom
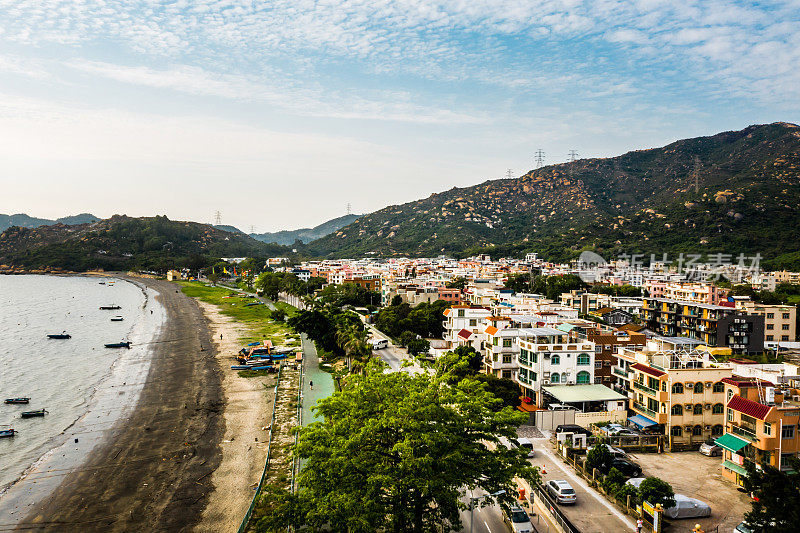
(542, 379, 550, 385)
(704, 404, 711, 410)
(686, 382, 694, 388)
(685, 403, 693, 410)
(684, 425, 693, 431)
(705, 382, 713, 387)
(705, 425, 711, 430)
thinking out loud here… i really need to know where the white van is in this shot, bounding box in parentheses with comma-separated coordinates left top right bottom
(372, 339, 388, 350)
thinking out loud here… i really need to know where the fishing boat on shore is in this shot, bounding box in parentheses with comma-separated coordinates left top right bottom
(110, 316, 124, 321)
(0, 428, 16, 438)
(104, 341, 131, 349)
(99, 305, 121, 310)
(20, 408, 47, 418)
(4, 398, 30, 404)
(47, 332, 71, 339)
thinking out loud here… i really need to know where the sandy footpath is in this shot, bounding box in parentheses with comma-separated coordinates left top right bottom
(194, 301, 274, 533)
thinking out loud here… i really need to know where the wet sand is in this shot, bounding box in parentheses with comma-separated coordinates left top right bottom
(195, 301, 274, 533)
(15, 278, 225, 532)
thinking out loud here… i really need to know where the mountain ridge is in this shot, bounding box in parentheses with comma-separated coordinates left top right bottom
(305, 122, 800, 268)
(251, 214, 361, 245)
(0, 213, 100, 233)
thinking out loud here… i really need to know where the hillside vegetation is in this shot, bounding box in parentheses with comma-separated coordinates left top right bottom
(306, 122, 800, 268)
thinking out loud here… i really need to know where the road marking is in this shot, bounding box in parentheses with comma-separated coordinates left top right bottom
(538, 446, 636, 529)
(483, 519, 492, 533)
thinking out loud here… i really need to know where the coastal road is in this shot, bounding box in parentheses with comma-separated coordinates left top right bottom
(363, 322, 426, 374)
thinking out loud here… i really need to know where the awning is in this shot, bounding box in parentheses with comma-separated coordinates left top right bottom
(628, 414, 658, 428)
(722, 460, 748, 477)
(715, 433, 749, 453)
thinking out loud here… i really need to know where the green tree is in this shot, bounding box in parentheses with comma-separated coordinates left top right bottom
(585, 444, 614, 474)
(261, 365, 538, 532)
(743, 458, 800, 532)
(391, 294, 403, 306)
(638, 477, 675, 510)
(601, 467, 626, 495)
(270, 308, 287, 322)
(398, 330, 415, 347)
(406, 337, 430, 356)
(207, 272, 220, 286)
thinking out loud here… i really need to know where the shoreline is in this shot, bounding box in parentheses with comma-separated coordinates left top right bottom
(194, 301, 274, 533)
(10, 276, 225, 532)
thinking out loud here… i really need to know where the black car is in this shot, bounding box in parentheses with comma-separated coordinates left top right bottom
(554, 424, 592, 437)
(604, 458, 642, 478)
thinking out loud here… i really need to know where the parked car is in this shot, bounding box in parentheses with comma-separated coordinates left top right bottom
(603, 458, 642, 478)
(516, 437, 536, 458)
(604, 444, 627, 458)
(734, 521, 753, 533)
(699, 439, 723, 457)
(502, 505, 535, 533)
(555, 424, 592, 437)
(546, 479, 577, 504)
(663, 495, 711, 519)
(625, 477, 645, 489)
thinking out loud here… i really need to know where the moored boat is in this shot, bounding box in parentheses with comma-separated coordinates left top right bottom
(110, 316, 124, 321)
(4, 398, 30, 404)
(0, 428, 16, 438)
(20, 408, 47, 418)
(47, 332, 71, 339)
(99, 305, 121, 310)
(104, 341, 131, 348)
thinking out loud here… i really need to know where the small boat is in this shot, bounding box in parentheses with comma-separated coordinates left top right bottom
(231, 365, 252, 370)
(47, 332, 71, 339)
(99, 305, 121, 310)
(0, 428, 16, 438)
(4, 398, 30, 405)
(110, 316, 124, 322)
(21, 408, 47, 418)
(104, 341, 131, 349)
(249, 365, 275, 372)
(99, 282, 105, 285)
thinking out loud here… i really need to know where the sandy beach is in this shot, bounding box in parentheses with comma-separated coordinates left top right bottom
(15, 277, 225, 532)
(194, 300, 274, 533)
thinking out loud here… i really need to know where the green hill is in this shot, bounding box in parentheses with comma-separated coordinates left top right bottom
(0, 215, 292, 272)
(0, 212, 100, 233)
(306, 122, 800, 268)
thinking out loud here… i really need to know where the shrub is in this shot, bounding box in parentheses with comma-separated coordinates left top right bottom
(638, 477, 675, 509)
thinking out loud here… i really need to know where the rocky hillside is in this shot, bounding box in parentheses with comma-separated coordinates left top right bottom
(251, 213, 361, 245)
(306, 122, 800, 268)
(0, 215, 291, 272)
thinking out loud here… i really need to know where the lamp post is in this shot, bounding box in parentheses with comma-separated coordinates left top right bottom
(469, 490, 506, 533)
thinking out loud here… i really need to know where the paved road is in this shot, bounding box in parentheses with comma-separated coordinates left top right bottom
(457, 489, 509, 533)
(363, 322, 427, 374)
(531, 435, 636, 533)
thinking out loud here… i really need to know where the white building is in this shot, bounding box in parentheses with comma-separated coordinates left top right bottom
(442, 305, 492, 351)
(515, 328, 596, 407)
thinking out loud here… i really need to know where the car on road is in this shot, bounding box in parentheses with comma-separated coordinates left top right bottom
(371, 338, 388, 350)
(502, 505, 535, 533)
(516, 437, 536, 458)
(699, 439, 723, 457)
(546, 479, 577, 504)
(555, 424, 592, 437)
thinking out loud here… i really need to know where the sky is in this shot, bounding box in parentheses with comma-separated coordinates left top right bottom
(0, 1, 798, 232)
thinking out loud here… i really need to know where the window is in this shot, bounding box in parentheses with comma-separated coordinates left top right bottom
(713, 382, 724, 393)
(577, 353, 590, 366)
(671, 426, 682, 437)
(503, 338, 512, 347)
(782, 324, 790, 330)
(712, 425, 724, 436)
(671, 404, 683, 415)
(782, 425, 795, 439)
(783, 313, 790, 320)
(712, 403, 724, 414)
(672, 382, 684, 394)
(561, 372, 568, 383)
(576, 371, 591, 384)
(502, 355, 512, 364)
(764, 422, 772, 436)
(551, 354, 560, 365)
(458, 309, 465, 317)
(767, 324, 774, 330)
(767, 313, 774, 319)
(595, 377, 603, 384)
(728, 409, 734, 422)
(502, 370, 512, 379)
(693, 382, 703, 394)
(493, 337, 499, 346)
(595, 361, 602, 369)
(694, 404, 703, 415)
(767, 335, 774, 341)
(782, 335, 790, 341)
(648, 398, 659, 412)
(469, 319, 477, 326)
(550, 373, 560, 383)
(649, 376, 659, 390)
(529, 371, 537, 382)
(693, 425, 703, 436)
(762, 450, 772, 464)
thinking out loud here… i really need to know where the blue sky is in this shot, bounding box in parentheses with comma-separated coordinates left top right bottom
(0, 0, 798, 232)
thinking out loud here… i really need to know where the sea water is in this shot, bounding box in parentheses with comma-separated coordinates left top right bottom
(0, 274, 164, 521)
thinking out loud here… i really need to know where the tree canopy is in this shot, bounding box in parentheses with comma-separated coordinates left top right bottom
(743, 458, 800, 532)
(256, 365, 538, 533)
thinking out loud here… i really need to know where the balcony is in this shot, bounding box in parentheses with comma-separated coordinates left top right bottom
(633, 402, 658, 418)
(729, 424, 759, 442)
(613, 367, 629, 379)
(633, 381, 659, 396)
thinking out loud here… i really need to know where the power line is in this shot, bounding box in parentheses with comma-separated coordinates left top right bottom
(534, 149, 545, 169)
(506, 168, 514, 179)
(213, 211, 221, 225)
(346, 203, 351, 215)
(568, 150, 579, 162)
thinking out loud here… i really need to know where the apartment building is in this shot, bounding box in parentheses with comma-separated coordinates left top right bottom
(344, 274, 382, 292)
(442, 305, 492, 350)
(515, 328, 596, 407)
(483, 324, 521, 380)
(642, 297, 764, 354)
(587, 330, 647, 386)
(617, 346, 732, 450)
(717, 378, 800, 486)
(734, 301, 797, 344)
(662, 282, 729, 305)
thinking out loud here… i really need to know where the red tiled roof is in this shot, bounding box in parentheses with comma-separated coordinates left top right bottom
(727, 394, 772, 420)
(722, 377, 775, 388)
(632, 363, 666, 378)
(457, 329, 473, 340)
(485, 326, 499, 335)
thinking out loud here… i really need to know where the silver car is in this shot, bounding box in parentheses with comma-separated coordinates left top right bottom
(663, 495, 712, 519)
(699, 439, 723, 457)
(503, 505, 534, 533)
(546, 479, 577, 504)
